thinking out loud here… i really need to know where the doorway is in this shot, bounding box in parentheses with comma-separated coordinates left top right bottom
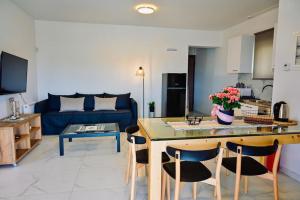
(187, 47, 217, 116)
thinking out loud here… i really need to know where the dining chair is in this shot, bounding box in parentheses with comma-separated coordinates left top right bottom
(222, 140, 282, 200)
(125, 125, 170, 200)
(162, 143, 224, 200)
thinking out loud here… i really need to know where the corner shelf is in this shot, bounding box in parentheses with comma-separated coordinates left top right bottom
(31, 139, 41, 148)
(15, 135, 29, 145)
(0, 114, 42, 166)
(16, 149, 30, 161)
(30, 127, 40, 134)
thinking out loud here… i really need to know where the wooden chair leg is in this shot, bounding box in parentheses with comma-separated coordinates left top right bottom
(225, 149, 230, 176)
(193, 182, 197, 200)
(130, 164, 136, 200)
(273, 174, 279, 200)
(162, 170, 166, 200)
(167, 175, 171, 200)
(125, 146, 131, 184)
(273, 144, 282, 200)
(234, 147, 242, 200)
(216, 184, 221, 200)
(216, 148, 223, 200)
(174, 151, 181, 200)
(244, 176, 248, 194)
(174, 180, 180, 200)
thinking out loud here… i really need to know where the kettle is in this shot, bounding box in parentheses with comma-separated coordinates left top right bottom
(273, 101, 289, 122)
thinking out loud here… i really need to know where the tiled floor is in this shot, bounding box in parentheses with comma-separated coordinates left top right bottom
(0, 134, 300, 200)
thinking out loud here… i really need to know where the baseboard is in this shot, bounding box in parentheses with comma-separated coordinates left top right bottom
(280, 166, 300, 182)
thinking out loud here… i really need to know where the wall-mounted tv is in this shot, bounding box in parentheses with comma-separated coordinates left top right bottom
(0, 52, 28, 95)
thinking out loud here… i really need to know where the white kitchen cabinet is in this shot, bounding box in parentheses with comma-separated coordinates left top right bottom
(227, 35, 255, 73)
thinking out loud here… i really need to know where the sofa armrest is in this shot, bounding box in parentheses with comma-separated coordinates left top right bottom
(34, 99, 49, 114)
(130, 98, 138, 125)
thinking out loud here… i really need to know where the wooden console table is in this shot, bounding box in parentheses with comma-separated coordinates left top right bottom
(0, 114, 42, 166)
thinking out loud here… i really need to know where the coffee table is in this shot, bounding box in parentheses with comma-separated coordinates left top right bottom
(59, 123, 120, 156)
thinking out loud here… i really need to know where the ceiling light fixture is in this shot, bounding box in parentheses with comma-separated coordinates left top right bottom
(135, 4, 157, 14)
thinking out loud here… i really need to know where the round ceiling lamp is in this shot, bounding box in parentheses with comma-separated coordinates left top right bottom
(135, 4, 157, 14)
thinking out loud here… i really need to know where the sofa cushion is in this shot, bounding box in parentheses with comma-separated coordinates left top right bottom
(48, 93, 77, 112)
(76, 93, 104, 111)
(104, 93, 131, 109)
(60, 97, 85, 112)
(94, 97, 117, 110)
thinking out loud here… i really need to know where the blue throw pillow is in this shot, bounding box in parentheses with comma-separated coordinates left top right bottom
(104, 93, 131, 109)
(48, 93, 77, 112)
(76, 93, 104, 111)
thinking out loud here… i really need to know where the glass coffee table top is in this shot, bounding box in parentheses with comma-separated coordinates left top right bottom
(59, 123, 121, 156)
(62, 123, 119, 135)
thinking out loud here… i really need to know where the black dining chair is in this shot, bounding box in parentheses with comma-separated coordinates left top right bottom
(125, 125, 170, 200)
(162, 143, 224, 200)
(222, 140, 282, 200)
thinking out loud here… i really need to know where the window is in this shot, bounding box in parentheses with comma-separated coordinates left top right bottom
(253, 28, 274, 80)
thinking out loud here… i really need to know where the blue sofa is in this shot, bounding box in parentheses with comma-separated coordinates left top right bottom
(34, 93, 138, 135)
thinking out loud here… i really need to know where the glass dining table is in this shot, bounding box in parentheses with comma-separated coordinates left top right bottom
(137, 117, 300, 200)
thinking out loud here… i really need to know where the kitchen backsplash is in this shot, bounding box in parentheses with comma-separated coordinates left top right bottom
(238, 74, 273, 101)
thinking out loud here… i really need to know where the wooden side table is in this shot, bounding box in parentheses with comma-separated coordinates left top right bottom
(0, 114, 42, 166)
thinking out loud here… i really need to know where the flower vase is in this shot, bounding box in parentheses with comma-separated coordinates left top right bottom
(217, 109, 234, 125)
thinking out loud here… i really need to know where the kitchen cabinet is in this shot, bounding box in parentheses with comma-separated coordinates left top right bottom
(227, 35, 255, 73)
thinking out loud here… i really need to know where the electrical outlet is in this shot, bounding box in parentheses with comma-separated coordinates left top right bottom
(283, 63, 291, 71)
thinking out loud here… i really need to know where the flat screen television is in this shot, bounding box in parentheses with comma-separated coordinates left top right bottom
(0, 51, 28, 95)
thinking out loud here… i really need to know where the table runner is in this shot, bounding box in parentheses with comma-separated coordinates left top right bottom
(167, 120, 275, 131)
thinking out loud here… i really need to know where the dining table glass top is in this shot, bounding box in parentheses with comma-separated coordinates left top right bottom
(138, 117, 300, 141)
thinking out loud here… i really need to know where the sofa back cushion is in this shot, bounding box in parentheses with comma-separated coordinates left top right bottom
(48, 93, 77, 112)
(104, 93, 131, 109)
(60, 97, 85, 112)
(76, 93, 104, 111)
(94, 97, 117, 110)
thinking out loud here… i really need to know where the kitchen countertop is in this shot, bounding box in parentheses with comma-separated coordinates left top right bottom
(241, 99, 272, 115)
(241, 99, 271, 108)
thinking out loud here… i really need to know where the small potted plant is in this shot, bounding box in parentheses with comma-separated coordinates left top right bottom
(209, 87, 241, 125)
(148, 101, 155, 118)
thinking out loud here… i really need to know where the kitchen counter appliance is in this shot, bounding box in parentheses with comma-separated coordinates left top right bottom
(273, 101, 289, 122)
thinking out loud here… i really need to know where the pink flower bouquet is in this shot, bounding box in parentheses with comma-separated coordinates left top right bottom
(209, 87, 241, 111)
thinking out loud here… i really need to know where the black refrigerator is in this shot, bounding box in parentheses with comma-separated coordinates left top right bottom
(161, 73, 186, 117)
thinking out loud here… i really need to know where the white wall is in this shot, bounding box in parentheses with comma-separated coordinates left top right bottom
(35, 21, 222, 116)
(272, 0, 300, 182)
(0, 0, 37, 118)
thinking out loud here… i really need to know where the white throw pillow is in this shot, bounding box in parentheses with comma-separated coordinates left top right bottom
(94, 97, 116, 110)
(60, 97, 84, 112)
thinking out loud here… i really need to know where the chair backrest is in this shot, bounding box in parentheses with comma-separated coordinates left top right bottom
(125, 125, 140, 134)
(125, 125, 145, 144)
(127, 133, 146, 145)
(226, 140, 279, 156)
(166, 143, 221, 162)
